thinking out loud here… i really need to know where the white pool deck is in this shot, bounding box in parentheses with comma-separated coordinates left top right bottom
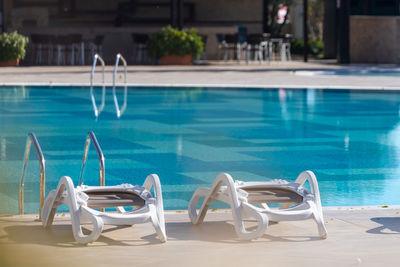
(1, 60, 400, 266)
(0, 60, 399, 90)
(0, 207, 400, 267)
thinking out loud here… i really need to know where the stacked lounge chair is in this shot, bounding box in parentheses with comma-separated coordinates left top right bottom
(188, 171, 327, 240)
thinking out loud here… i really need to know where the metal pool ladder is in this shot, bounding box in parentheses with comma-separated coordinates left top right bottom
(19, 133, 45, 219)
(90, 54, 106, 118)
(19, 131, 106, 218)
(79, 131, 105, 187)
(112, 53, 128, 118)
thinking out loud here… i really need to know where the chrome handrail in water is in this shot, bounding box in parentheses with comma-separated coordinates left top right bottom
(112, 53, 127, 118)
(19, 133, 45, 218)
(90, 54, 106, 118)
(78, 131, 105, 187)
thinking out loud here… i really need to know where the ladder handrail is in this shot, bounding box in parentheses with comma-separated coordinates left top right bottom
(19, 133, 46, 219)
(78, 131, 105, 187)
(90, 54, 105, 87)
(112, 53, 127, 118)
(90, 54, 106, 118)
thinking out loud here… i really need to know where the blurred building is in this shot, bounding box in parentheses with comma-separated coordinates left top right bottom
(324, 0, 400, 63)
(2, 0, 398, 64)
(0, 0, 273, 62)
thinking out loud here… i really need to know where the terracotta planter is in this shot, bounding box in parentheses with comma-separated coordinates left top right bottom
(0, 58, 20, 67)
(160, 54, 192, 65)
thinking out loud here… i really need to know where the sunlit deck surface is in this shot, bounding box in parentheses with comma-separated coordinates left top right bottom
(0, 207, 399, 267)
(0, 60, 399, 89)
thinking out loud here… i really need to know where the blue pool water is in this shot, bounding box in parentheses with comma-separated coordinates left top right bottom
(1, 86, 400, 213)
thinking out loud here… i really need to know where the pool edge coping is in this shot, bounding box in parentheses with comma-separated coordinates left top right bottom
(1, 82, 400, 91)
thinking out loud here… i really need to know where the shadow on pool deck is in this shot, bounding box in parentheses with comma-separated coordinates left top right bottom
(0, 223, 160, 247)
(0, 219, 321, 248)
(366, 217, 400, 235)
(166, 221, 321, 243)
(1, 209, 400, 266)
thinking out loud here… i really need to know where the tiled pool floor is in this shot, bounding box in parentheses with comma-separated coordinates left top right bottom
(1, 86, 400, 213)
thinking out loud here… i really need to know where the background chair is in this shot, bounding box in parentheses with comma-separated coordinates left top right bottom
(281, 34, 292, 61)
(87, 35, 104, 64)
(246, 34, 265, 64)
(131, 33, 149, 64)
(30, 34, 54, 65)
(216, 34, 226, 60)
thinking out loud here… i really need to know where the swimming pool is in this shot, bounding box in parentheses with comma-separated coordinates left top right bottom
(1, 86, 400, 213)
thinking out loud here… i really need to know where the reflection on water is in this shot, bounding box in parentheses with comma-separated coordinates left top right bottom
(90, 85, 106, 118)
(112, 85, 127, 118)
(388, 122, 400, 175)
(0, 86, 27, 102)
(306, 88, 316, 112)
(90, 85, 128, 119)
(1, 138, 6, 161)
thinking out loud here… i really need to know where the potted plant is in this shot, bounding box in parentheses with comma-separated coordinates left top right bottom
(0, 31, 29, 67)
(147, 26, 203, 65)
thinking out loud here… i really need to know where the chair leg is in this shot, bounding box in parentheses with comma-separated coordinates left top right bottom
(309, 201, 328, 239)
(80, 42, 85, 65)
(138, 48, 143, 64)
(188, 173, 268, 240)
(37, 44, 42, 65)
(268, 42, 273, 62)
(71, 45, 75, 65)
(223, 47, 228, 62)
(280, 43, 286, 61)
(293, 171, 328, 239)
(149, 203, 167, 242)
(246, 45, 251, 65)
(143, 174, 167, 242)
(237, 43, 241, 63)
(41, 176, 104, 244)
(217, 45, 222, 60)
(258, 46, 263, 64)
(287, 44, 292, 61)
(56, 45, 61, 65)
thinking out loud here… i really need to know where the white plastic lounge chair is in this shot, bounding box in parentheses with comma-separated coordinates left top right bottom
(41, 174, 167, 244)
(188, 171, 327, 240)
(39, 132, 166, 244)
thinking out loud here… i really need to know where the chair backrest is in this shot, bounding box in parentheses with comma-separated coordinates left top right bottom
(262, 33, 271, 40)
(200, 34, 208, 45)
(30, 34, 51, 44)
(69, 34, 82, 43)
(237, 27, 247, 43)
(216, 34, 225, 43)
(283, 33, 293, 43)
(93, 35, 104, 46)
(246, 34, 264, 45)
(132, 33, 149, 44)
(224, 34, 238, 44)
(54, 35, 70, 45)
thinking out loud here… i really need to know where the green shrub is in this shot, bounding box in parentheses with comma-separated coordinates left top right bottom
(0, 31, 29, 61)
(290, 38, 324, 58)
(147, 26, 204, 58)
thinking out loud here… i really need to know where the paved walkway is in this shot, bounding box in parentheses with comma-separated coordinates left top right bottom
(0, 207, 399, 267)
(0, 60, 400, 89)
